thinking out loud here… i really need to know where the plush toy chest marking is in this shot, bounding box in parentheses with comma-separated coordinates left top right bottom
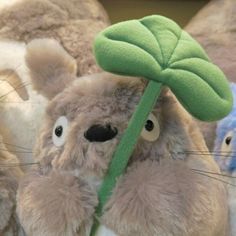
(92, 225, 118, 236)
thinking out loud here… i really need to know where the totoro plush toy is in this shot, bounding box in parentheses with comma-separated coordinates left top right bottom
(17, 15, 233, 236)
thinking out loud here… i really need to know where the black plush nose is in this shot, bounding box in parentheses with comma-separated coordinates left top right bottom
(84, 124, 118, 142)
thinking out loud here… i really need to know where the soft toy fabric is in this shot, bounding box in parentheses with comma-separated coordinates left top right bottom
(0, 0, 109, 167)
(17, 15, 231, 236)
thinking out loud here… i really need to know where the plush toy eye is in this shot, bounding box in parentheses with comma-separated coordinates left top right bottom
(225, 136, 232, 145)
(84, 124, 118, 142)
(52, 116, 68, 147)
(221, 131, 233, 155)
(141, 113, 160, 142)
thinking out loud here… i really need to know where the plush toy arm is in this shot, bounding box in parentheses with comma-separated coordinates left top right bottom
(101, 159, 229, 236)
(17, 170, 98, 236)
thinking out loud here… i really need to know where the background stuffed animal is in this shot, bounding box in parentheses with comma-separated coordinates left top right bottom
(214, 83, 236, 173)
(0, 40, 47, 170)
(214, 83, 236, 236)
(16, 18, 231, 235)
(0, 0, 109, 76)
(0, 0, 110, 169)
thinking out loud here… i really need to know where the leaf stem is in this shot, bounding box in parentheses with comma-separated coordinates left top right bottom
(90, 81, 162, 235)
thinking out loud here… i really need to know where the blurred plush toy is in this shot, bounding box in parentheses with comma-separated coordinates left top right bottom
(214, 83, 236, 236)
(0, 0, 109, 75)
(214, 83, 236, 173)
(0, 41, 47, 170)
(0, 0, 109, 168)
(17, 15, 232, 236)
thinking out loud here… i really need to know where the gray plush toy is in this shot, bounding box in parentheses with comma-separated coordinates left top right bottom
(15, 36, 230, 236)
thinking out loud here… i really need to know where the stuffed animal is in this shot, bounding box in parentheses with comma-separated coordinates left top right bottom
(0, 40, 47, 170)
(17, 15, 232, 236)
(0, 0, 109, 168)
(214, 83, 236, 236)
(0, 0, 109, 76)
(214, 83, 236, 172)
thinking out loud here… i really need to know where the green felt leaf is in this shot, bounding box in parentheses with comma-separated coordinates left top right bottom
(94, 15, 233, 121)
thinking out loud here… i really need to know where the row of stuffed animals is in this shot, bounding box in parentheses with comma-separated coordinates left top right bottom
(0, 0, 236, 236)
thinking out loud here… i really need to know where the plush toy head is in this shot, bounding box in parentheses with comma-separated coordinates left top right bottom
(214, 83, 236, 173)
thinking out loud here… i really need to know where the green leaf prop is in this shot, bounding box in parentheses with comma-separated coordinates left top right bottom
(95, 15, 232, 121)
(90, 15, 233, 235)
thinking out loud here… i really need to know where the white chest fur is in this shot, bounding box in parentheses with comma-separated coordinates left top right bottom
(95, 225, 118, 236)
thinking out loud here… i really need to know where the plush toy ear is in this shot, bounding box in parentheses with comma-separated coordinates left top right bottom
(25, 39, 77, 99)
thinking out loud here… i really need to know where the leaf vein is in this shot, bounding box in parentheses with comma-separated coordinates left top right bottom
(167, 31, 182, 66)
(167, 67, 223, 99)
(139, 21, 164, 67)
(106, 35, 161, 70)
(170, 57, 210, 68)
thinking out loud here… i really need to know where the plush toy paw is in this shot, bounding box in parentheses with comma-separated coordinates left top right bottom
(17, 170, 98, 236)
(102, 159, 228, 236)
